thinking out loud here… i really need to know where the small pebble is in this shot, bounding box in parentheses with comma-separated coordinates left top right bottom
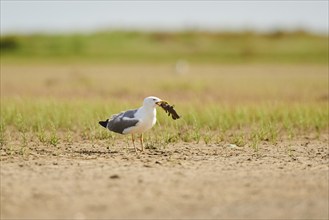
(109, 174, 120, 179)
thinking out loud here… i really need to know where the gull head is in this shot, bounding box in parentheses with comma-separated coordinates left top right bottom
(143, 96, 167, 108)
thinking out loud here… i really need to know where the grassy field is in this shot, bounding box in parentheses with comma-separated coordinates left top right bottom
(1, 63, 328, 155)
(1, 31, 328, 153)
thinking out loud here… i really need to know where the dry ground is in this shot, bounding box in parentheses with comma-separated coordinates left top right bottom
(1, 136, 328, 219)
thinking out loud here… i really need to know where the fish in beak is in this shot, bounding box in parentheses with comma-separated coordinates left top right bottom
(156, 100, 180, 120)
(156, 100, 168, 106)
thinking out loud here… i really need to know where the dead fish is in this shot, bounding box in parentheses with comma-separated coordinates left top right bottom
(156, 101, 180, 120)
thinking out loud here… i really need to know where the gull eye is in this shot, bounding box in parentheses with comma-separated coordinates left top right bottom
(153, 99, 156, 101)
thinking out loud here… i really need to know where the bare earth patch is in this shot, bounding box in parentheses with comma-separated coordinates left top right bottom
(1, 136, 328, 219)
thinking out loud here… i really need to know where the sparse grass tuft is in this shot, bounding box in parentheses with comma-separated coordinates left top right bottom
(0, 120, 6, 147)
(19, 132, 29, 156)
(48, 124, 60, 147)
(48, 133, 60, 147)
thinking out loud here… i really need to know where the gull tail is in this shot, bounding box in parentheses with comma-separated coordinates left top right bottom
(99, 119, 109, 128)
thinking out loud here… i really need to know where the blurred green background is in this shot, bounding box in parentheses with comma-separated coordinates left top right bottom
(1, 31, 328, 64)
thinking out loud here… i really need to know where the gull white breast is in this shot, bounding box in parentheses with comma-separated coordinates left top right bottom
(99, 96, 165, 152)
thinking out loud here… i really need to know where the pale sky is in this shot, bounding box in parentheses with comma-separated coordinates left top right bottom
(1, 1, 328, 34)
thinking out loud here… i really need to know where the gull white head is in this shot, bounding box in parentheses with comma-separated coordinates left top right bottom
(143, 96, 163, 108)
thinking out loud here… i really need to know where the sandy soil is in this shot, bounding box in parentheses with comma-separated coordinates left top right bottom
(1, 136, 328, 219)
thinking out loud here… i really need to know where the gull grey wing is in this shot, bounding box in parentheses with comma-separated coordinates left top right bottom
(107, 109, 139, 134)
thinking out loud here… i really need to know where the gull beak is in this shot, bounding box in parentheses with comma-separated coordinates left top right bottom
(156, 100, 167, 106)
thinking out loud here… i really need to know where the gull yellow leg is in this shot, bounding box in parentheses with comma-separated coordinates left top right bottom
(140, 134, 144, 152)
(131, 134, 138, 153)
